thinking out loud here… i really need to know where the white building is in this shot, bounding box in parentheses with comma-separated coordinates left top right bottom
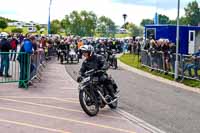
(8, 21, 40, 32)
(8, 21, 25, 28)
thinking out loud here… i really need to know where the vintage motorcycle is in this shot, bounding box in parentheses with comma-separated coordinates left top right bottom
(78, 69, 119, 116)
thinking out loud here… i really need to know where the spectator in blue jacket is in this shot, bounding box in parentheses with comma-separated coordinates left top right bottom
(17, 35, 34, 88)
(184, 47, 200, 78)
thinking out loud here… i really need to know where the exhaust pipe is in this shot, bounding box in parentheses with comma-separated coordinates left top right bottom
(97, 90, 118, 105)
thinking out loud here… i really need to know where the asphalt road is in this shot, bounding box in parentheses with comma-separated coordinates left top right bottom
(0, 59, 144, 133)
(65, 60, 200, 133)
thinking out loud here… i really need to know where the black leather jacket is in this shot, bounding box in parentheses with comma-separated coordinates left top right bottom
(0, 38, 11, 52)
(58, 44, 67, 50)
(80, 53, 108, 76)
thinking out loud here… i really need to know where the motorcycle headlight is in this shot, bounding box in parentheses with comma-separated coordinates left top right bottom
(92, 77, 99, 82)
(82, 77, 90, 83)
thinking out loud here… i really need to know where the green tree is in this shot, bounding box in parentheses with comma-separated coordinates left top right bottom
(158, 14, 170, 24)
(140, 19, 153, 27)
(61, 10, 116, 37)
(11, 28, 23, 33)
(126, 23, 143, 36)
(168, 17, 189, 25)
(180, 17, 189, 25)
(69, 11, 82, 35)
(50, 19, 61, 34)
(0, 16, 17, 22)
(61, 10, 97, 36)
(96, 16, 116, 37)
(0, 19, 8, 30)
(122, 22, 129, 29)
(184, 1, 200, 26)
(61, 15, 71, 35)
(36, 25, 41, 31)
(80, 11, 97, 36)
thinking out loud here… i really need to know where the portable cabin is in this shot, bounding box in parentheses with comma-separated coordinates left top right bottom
(144, 25, 200, 54)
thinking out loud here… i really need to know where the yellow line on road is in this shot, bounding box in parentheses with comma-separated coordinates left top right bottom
(0, 118, 70, 133)
(0, 107, 135, 133)
(0, 96, 79, 103)
(0, 98, 125, 120)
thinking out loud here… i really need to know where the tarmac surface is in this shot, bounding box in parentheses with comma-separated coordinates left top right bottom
(65, 58, 200, 133)
(0, 58, 153, 133)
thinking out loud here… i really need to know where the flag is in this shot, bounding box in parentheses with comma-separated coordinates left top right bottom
(48, 15, 51, 34)
(154, 12, 159, 24)
(48, 0, 52, 34)
(49, 0, 52, 6)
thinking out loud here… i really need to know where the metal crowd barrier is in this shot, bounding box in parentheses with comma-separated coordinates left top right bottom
(0, 50, 47, 88)
(141, 50, 200, 80)
(28, 49, 47, 85)
(0, 52, 30, 88)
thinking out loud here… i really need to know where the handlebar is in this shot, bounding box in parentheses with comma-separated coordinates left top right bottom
(84, 69, 106, 76)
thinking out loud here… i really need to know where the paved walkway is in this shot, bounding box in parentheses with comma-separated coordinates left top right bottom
(0, 59, 151, 133)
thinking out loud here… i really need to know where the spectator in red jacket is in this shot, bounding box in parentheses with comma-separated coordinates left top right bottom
(10, 36, 19, 61)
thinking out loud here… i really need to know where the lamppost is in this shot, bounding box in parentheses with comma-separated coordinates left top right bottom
(48, 0, 52, 35)
(175, 0, 180, 80)
(122, 14, 127, 29)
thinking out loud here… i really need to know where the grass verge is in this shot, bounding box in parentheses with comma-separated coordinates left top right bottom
(119, 54, 200, 88)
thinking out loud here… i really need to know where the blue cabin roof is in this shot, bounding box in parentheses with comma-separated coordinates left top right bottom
(145, 24, 200, 30)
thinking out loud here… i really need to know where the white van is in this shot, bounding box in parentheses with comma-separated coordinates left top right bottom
(28, 26, 37, 33)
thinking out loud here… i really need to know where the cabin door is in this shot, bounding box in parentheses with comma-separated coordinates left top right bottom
(188, 30, 195, 54)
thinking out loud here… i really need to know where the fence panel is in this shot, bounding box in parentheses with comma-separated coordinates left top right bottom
(141, 50, 200, 80)
(0, 52, 31, 88)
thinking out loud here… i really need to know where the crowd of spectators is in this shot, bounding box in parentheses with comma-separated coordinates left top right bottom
(0, 33, 57, 88)
(142, 38, 200, 78)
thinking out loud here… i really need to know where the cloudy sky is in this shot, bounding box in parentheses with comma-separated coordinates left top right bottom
(0, 0, 197, 26)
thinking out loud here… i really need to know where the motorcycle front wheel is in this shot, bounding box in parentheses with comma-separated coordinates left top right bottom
(60, 56, 63, 64)
(79, 90, 99, 116)
(113, 59, 118, 69)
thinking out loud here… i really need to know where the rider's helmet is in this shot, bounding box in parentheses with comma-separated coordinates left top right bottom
(80, 45, 94, 54)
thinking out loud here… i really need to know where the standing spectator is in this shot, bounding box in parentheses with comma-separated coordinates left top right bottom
(77, 39, 84, 58)
(161, 40, 170, 74)
(169, 43, 176, 73)
(19, 34, 25, 44)
(149, 39, 158, 71)
(184, 47, 200, 78)
(10, 36, 19, 61)
(17, 35, 34, 88)
(0, 37, 12, 77)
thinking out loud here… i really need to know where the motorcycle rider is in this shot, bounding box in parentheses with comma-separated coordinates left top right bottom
(106, 40, 114, 61)
(77, 45, 119, 99)
(58, 40, 67, 61)
(96, 40, 106, 55)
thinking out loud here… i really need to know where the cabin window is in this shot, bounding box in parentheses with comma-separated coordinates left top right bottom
(190, 32, 194, 41)
(146, 28, 156, 40)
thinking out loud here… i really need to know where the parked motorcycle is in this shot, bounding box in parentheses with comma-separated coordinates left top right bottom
(78, 69, 119, 116)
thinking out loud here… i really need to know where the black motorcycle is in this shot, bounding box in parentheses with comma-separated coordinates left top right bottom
(58, 49, 67, 64)
(78, 69, 119, 116)
(107, 51, 118, 69)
